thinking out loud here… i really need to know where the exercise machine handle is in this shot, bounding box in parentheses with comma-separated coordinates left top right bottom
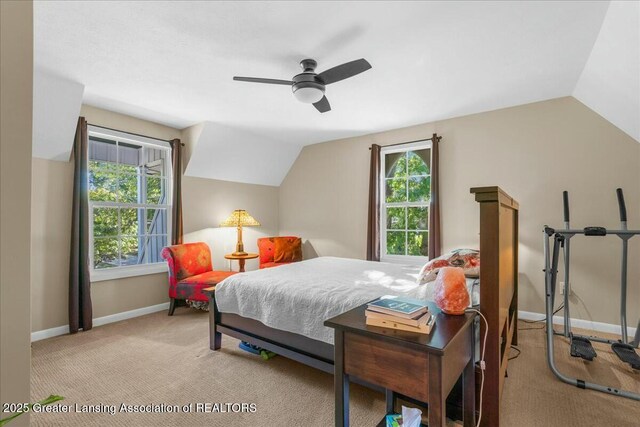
(616, 188, 627, 222)
(563, 191, 570, 223)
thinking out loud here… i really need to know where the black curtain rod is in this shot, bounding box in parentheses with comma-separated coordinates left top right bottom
(369, 133, 442, 150)
(87, 123, 184, 146)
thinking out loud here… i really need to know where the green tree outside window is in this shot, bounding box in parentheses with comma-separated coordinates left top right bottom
(89, 136, 169, 269)
(383, 147, 431, 257)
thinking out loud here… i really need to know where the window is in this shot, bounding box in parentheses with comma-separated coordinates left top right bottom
(88, 126, 171, 281)
(380, 141, 431, 263)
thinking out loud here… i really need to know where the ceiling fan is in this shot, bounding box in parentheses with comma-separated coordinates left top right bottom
(233, 58, 372, 113)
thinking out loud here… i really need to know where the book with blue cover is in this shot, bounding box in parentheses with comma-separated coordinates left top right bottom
(367, 296, 428, 319)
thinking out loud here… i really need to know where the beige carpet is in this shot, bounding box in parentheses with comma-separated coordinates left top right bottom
(31, 310, 640, 426)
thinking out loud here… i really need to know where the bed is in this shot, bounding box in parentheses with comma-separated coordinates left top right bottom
(215, 256, 480, 345)
(206, 186, 519, 427)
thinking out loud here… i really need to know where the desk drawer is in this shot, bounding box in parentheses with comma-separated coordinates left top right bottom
(344, 332, 430, 402)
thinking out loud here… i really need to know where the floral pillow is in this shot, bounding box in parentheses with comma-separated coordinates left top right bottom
(417, 249, 480, 285)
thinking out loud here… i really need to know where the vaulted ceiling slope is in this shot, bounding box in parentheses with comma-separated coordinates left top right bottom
(33, 1, 638, 185)
(573, 1, 639, 142)
(33, 71, 83, 160)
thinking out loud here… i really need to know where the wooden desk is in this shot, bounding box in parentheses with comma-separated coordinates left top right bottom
(224, 253, 258, 272)
(325, 303, 476, 427)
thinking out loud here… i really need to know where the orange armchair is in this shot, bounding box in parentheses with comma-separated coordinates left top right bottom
(161, 242, 236, 315)
(257, 236, 303, 269)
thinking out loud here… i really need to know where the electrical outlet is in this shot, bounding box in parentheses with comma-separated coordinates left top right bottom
(560, 281, 571, 295)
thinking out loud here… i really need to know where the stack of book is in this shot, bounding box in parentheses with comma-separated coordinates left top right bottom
(366, 297, 435, 335)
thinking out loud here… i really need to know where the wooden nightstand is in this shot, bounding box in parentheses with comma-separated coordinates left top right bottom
(325, 302, 476, 427)
(224, 253, 258, 272)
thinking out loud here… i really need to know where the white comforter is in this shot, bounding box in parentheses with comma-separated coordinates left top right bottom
(215, 256, 479, 344)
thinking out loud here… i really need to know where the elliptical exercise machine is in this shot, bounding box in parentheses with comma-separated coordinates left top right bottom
(543, 188, 640, 401)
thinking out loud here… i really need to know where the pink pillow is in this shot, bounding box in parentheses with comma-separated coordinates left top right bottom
(417, 249, 480, 285)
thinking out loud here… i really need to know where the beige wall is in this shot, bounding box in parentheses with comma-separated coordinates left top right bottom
(1, 0, 33, 421)
(182, 176, 279, 272)
(31, 158, 74, 330)
(279, 97, 640, 326)
(31, 106, 280, 332)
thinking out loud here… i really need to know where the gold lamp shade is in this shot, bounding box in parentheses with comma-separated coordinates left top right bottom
(220, 210, 261, 255)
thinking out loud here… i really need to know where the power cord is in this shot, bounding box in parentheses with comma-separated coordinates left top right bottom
(518, 304, 564, 331)
(508, 345, 521, 361)
(465, 308, 488, 427)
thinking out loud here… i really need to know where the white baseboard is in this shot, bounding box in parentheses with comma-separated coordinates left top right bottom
(518, 310, 637, 337)
(31, 324, 70, 342)
(31, 302, 170, 342)
(30, 305, 637, 342)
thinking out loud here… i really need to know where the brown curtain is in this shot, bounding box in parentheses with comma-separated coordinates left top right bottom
(428, 134, 442, 259)
(69, 117, 92, 333)
(366, 144, 381, 261)
(169, 139, 183, 245)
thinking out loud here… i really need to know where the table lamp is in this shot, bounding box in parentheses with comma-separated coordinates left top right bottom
(220, 209, 261, 256)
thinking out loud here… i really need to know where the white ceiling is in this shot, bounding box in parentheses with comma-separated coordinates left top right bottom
(32, 70, 84, 160)
(574, 1, 640, 142)
(33, 1, 638, 185)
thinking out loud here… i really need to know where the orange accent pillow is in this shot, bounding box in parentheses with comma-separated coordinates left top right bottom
(273, 238, 302, 263)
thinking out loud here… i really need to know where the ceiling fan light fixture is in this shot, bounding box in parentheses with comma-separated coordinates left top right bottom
(234, 57, 371, 113)
(292, 85, 325, 104)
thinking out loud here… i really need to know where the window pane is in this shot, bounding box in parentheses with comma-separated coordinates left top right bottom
(118, 142, 141, 172)
(120, 208, 142, 237)
(386, 231, 406, 255)
(146, 177, 166, 204)
(408, 149, 430, 176)
(119, 164, 139, 175)
(146, 208, 167, 234)
(120, 237, 139, 266)
(384, 153, 407, 179)
(89, 160, 119, 174)
(408, 231, 428, 256)
(118, 174, 139, 203)
(408, 176, 431, 202)
(93, 207, 118, 237)
(385, 178, 407, 203)
(89, 137, 117, 163)
(142, 235, 168, 264)
(407, 207, 429, 230)
(89, 169, 118, 202)
(94, 237, 119, 269)
(386, 207, 406, 229)
(143, 147, 167, 177)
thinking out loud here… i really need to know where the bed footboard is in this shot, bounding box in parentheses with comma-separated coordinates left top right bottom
(471, 186, 519, 427)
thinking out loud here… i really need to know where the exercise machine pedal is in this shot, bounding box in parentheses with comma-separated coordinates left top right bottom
(570, 335, 597, 361)
(611, 342, 640, 370)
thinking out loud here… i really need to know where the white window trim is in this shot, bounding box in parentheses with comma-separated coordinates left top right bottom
(88, 126, 172, 150)
(87, 126, 173, 282)
(91, 263, 168, 282)
(380, 140, 432, 265)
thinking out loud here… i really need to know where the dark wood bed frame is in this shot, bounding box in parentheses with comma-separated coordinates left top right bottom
(206, 186, 519, 427)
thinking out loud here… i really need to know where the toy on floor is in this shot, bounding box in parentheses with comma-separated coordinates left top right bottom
(238, 341, 277, 360)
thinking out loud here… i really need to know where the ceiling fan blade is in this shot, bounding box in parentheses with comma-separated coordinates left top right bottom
(317, 58, 371, 85)
(233, 76, 293, 86)
(313, 96, 331, 113)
